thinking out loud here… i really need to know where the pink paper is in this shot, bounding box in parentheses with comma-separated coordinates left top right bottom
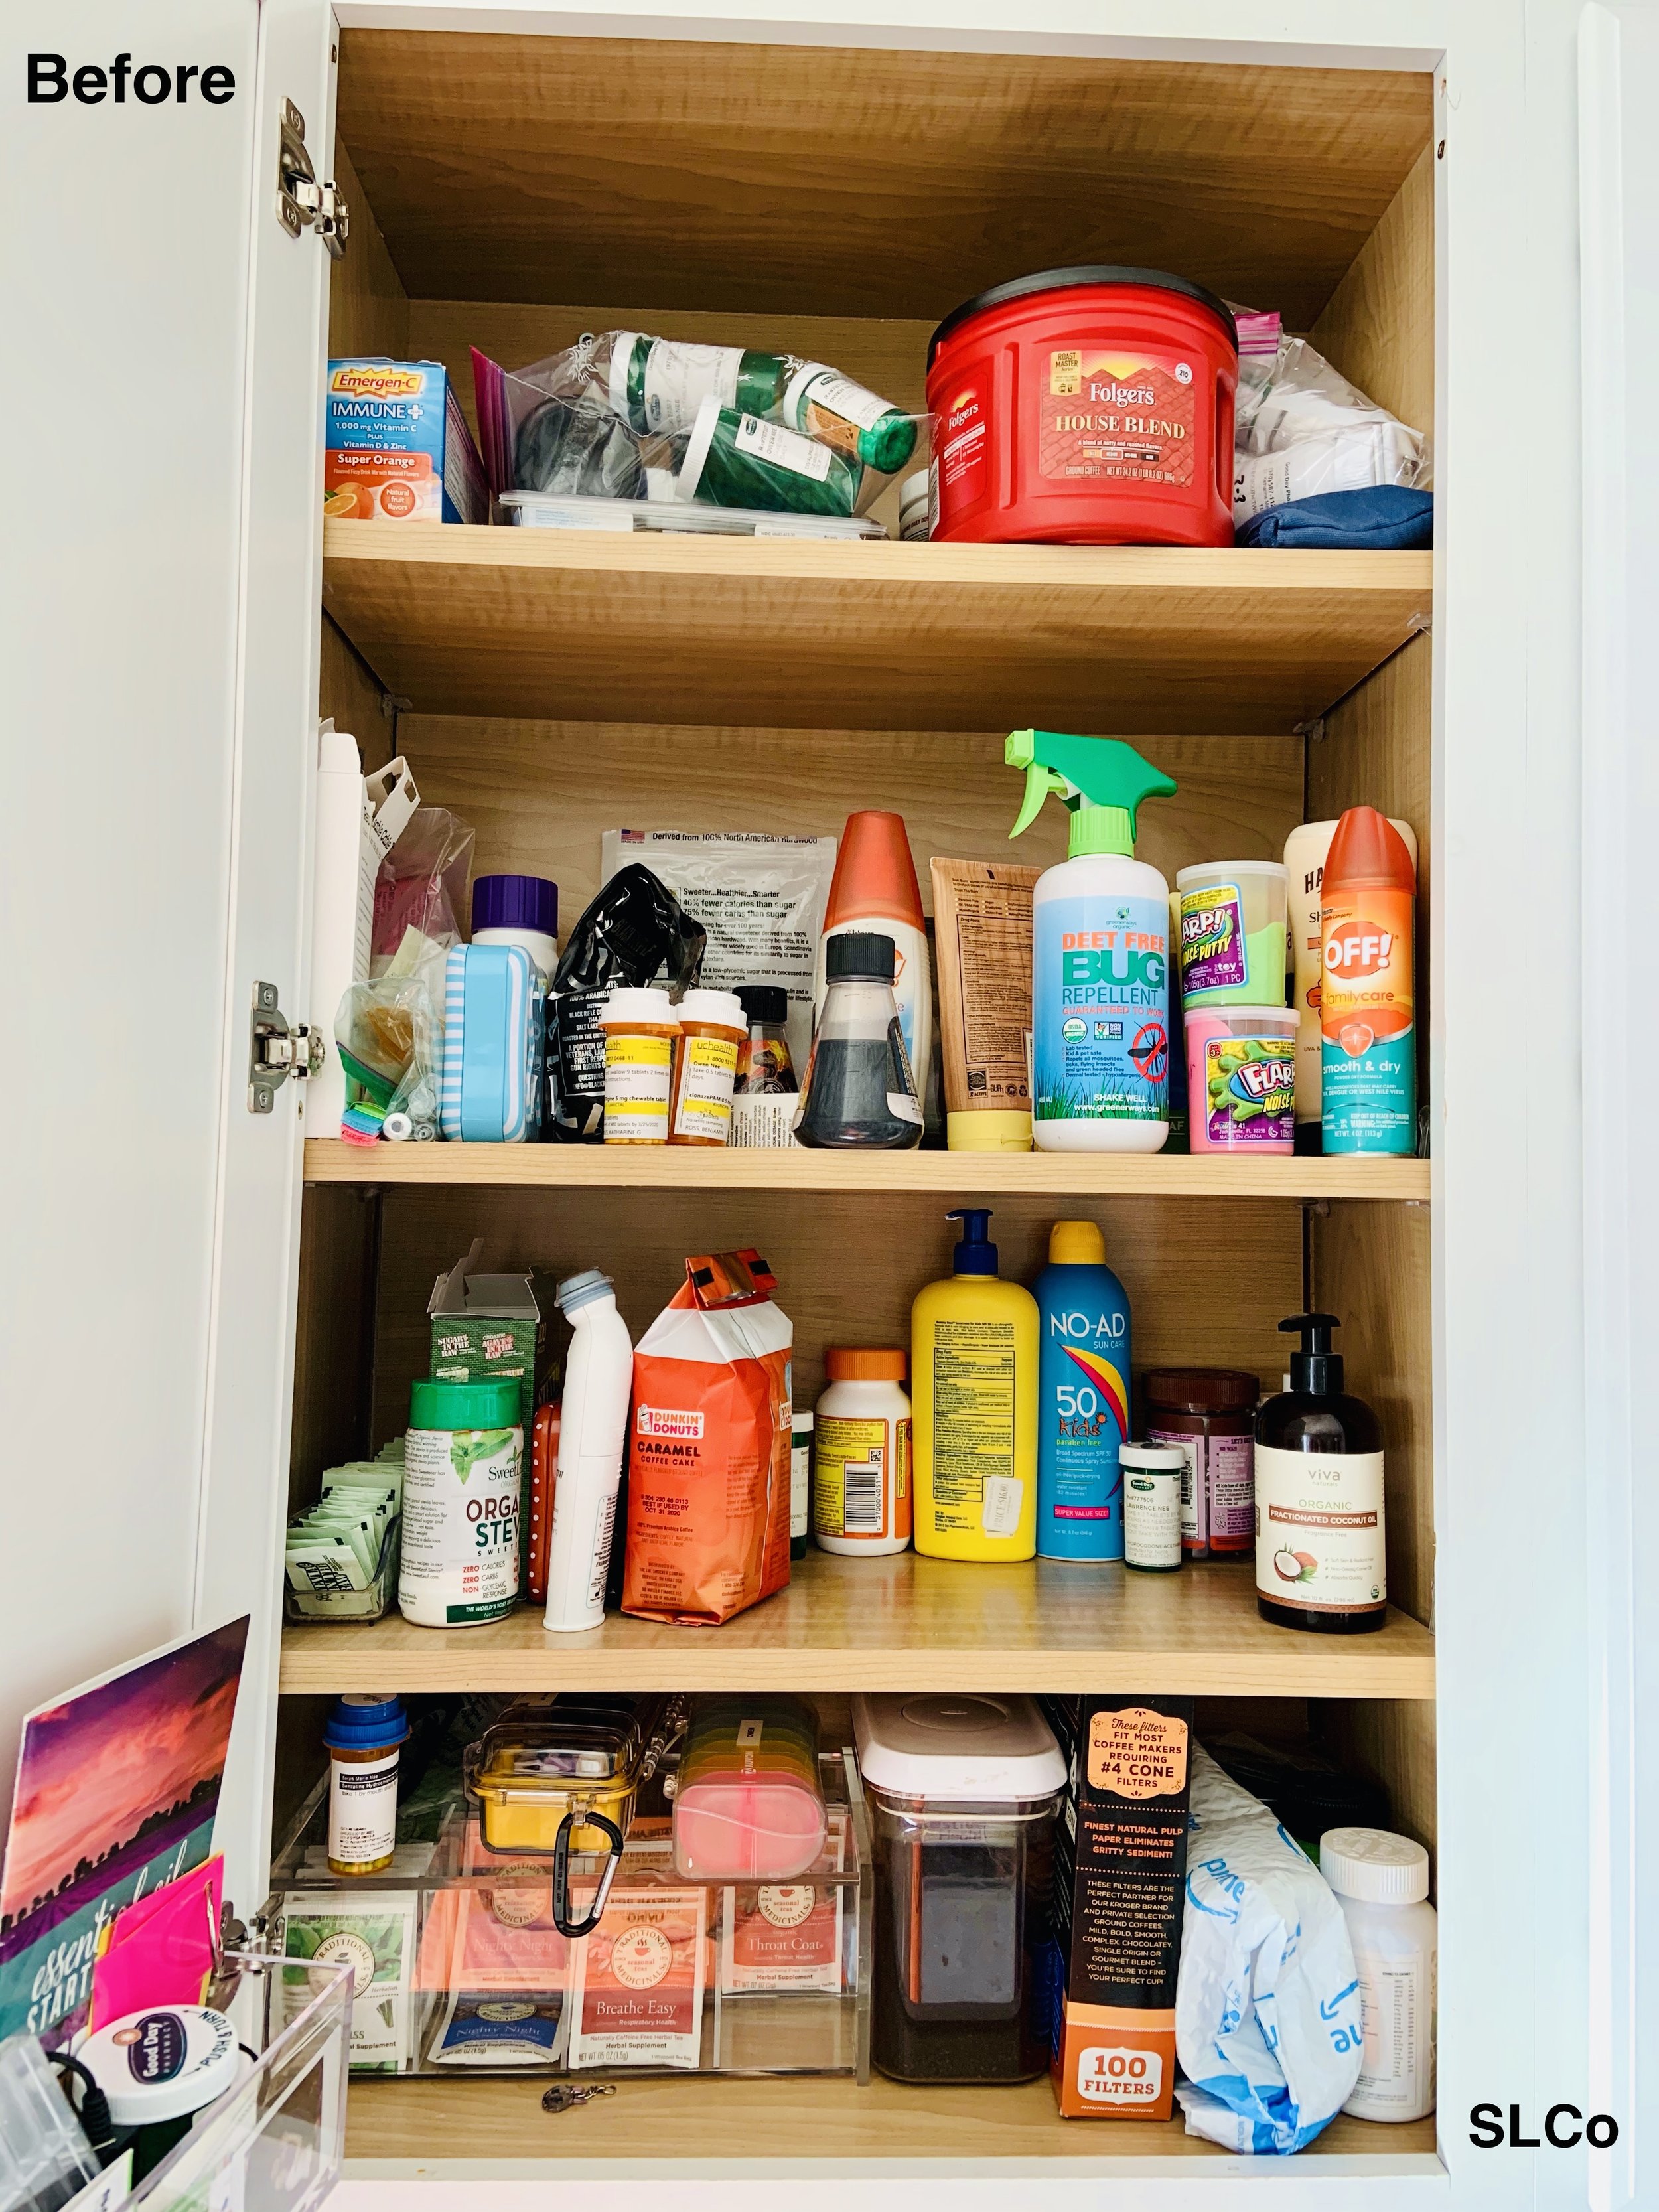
(89, 1857, 222, 2028)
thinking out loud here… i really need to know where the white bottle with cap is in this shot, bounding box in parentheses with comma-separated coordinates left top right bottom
(1320, 1825, 1437, 2122)
(543, 1270, 634, 1633)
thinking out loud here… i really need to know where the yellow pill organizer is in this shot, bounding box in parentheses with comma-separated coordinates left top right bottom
(464, 1704, 650, 1935)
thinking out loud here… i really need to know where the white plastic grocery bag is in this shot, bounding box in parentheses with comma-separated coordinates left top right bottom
(1175, 1746, 1364, 2153)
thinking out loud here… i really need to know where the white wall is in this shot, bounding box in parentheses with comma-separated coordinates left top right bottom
(0, 2, 257, 1791)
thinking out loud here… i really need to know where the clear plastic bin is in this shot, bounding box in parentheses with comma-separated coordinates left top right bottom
(265, 1750, 871, 2083)
(499, 491, 886, 540)
(117, 1949, 352, 2212)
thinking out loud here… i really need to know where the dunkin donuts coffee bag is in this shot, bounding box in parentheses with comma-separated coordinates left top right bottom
(622, 1250, 792, 1624)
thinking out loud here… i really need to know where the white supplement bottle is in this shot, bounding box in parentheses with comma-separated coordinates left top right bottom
(1121, 1442, 1186, 1570)
(814, 1349, 912, 1555)
(470, 873, 559, 978)
(543, 1269, 634, 1633)
(1321, 1826, 1437, 2122)
(399, 1376, 522, 1628)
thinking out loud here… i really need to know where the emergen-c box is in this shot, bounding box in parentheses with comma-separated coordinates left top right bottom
(1043, 1696, 1194, 2121)
(326, 359, 487, 523)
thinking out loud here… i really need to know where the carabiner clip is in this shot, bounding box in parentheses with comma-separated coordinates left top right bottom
(551, 1805, 625, 1938)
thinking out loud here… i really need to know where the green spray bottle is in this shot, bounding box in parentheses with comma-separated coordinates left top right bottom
(1006, 730, 1178, 1153)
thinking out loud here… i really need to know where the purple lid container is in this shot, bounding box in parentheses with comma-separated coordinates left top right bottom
(472, 873, 557, 939)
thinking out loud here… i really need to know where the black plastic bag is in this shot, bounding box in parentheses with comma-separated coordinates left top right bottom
(545, 866, 706, 1141)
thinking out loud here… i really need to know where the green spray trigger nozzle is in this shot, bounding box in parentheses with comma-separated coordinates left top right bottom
(1005, 730, 1178, 859)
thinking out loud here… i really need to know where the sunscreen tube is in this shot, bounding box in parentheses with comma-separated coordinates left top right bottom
(929, 857, 1040, 1150)
(543, 1271, 634, 1633)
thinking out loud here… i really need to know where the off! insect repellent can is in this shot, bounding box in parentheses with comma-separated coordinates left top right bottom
(1319, 808, 1417, 1156)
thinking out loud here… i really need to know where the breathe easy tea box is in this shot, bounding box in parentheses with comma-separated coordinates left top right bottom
(1043, 1696, 1194, 2120)
(325, 359, 488, 524)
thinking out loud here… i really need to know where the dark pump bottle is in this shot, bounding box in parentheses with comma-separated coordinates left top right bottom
(1254, 1313, 1387, 1635)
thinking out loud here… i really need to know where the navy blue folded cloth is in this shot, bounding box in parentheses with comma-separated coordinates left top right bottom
(1236, 485, 1433, 550)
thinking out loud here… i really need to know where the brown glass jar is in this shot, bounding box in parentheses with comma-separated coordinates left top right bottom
(1141, 1368, 1258, 1558)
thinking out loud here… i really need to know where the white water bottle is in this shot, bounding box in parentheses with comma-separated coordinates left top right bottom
(543, 1270, 634, 1633)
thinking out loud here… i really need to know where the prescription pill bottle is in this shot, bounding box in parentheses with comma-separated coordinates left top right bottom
(814, 1349, 912, 1556)
(324, 1694, 409, 1874)
(601, 986, 680, 1144)
(669, 988, 747, 1145)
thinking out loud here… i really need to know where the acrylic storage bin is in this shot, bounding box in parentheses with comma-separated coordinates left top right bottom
(113, 1947, 352, 2212)
(266, 1749, 872, 2082)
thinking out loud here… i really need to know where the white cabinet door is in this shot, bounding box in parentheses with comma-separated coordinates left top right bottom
(0, 0, 336, 1915)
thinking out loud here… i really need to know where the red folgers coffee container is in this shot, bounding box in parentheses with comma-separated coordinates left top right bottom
(926, 268, 1238, 546)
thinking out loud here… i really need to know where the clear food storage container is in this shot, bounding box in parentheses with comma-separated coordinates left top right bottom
(853, 1692, 1065, 2085)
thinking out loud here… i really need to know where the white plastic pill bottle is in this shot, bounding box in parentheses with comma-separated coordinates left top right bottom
(1321, 1825, 1437, 2122)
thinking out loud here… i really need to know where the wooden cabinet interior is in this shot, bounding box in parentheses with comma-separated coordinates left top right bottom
(295, 28, 1440, 2162)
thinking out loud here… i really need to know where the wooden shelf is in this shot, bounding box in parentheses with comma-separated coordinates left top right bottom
(280, 1554, 1433, 1699)
(303, 1138, 1428, 1201)
(344, 2071, 1440, 2167)
(321, 523, 1432, 735)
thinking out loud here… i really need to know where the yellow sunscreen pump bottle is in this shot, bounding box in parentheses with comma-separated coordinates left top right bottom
(911, 1209, 1040, 1561)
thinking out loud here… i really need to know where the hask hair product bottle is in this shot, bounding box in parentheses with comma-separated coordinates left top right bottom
(1005, 731, 1178, 1151)
(1033, 1220, 1131, 1560)
(911, 1209, 1039, 1562)
(1254, 1313, 1387, 1635)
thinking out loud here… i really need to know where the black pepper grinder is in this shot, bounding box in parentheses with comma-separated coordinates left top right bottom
(1254, 1313, 1387, 1635)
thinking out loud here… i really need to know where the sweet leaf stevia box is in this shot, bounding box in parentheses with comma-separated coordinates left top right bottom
(1042, 1696, 1194, 2120)
(427, 1242, 560, 1597)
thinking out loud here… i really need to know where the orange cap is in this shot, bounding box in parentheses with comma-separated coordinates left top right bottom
(823, 812, 925, 930)
(826, 1347, 907, 1382)
(1323, 806, 1417, 893)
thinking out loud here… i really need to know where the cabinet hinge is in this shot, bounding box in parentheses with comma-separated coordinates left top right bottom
(277, 98, 349, 259)
(249, 980, 323, 1114)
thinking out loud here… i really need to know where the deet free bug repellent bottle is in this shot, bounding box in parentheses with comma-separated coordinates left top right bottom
(1254, 1314, 1387, 1634)
(1005, 731, 1178, 1151)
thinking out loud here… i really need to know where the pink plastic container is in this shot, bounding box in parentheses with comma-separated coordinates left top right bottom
(1185, 1004, 1297, 1153)
(671, 1695, 828, 1882)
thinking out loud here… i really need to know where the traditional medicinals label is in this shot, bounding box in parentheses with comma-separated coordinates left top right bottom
(1254, 1445, 1386, 1614)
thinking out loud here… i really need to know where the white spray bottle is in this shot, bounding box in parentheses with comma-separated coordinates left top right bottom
(543, 1269, 634, 1633)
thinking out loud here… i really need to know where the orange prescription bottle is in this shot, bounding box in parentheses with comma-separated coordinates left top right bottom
(601, 987, 681, 1143)
(669, 988, 747, 1145)
(1319, 808, 1416, 1156)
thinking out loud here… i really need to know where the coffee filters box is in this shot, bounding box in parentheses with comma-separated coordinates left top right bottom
(1043, 1696, 1194, 2121)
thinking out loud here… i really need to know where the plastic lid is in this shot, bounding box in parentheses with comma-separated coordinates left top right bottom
(824, 812, 925, 931)
(946, 1108, 1033, 1151)
(1323, 806, 1417, 893)
(1048, 1220, 1106, 1266)
(80, 2007, 240, 2128)
(323, 1694, 409, 1751)
(472, 873, 558, 938)
(826, 1347, 907, 1382)
(1142, 1367, 1259, 1414)
(1175, 861, 1289, 889)
(737, 984, 789, 1023)
(1319, 1826, 1431, 1904)
(1118, 1443, 1186, 1471)
(853, 1693, 1066, 1802)
(948, 1207, 998, 1276)
(409, 1375, 520, 1430)
(929, 266, 1238, 366)
(825, 930, 895, 982)
(555, 1268, 615, 1315)
(677, 988, 746, 1029)
(899, 469, 930, 509)
(1184, 1004, 1298, 1029)
(600, 986, 678, 1026)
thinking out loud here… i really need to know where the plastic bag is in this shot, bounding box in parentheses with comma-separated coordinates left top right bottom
(622, 1250, 792, 1625)
(545, 865, 706, 1142)
(333, 974, 441, 1142)
(472, 336, 926, 522)
(1229, 323, 1431, 524)
(371, 807, 474, 974)
(1175, 1745, 1363, 2153)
